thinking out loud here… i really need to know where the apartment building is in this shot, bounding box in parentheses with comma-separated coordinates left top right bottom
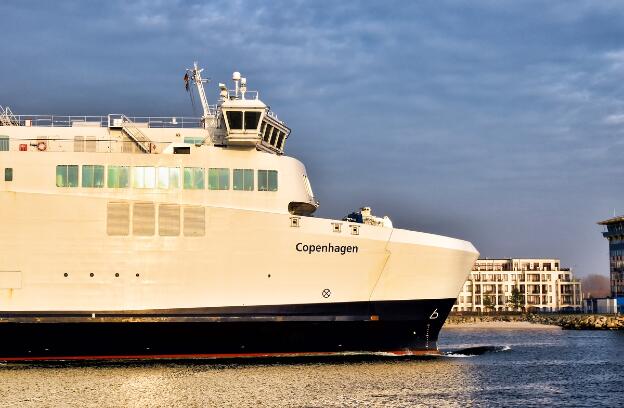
(453, 258, 582, 312)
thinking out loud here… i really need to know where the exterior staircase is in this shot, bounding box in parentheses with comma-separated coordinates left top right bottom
(108, 114, 154, 153)
(0, 105, 18, 126)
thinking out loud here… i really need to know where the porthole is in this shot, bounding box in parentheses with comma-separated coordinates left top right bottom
(63, 273, 68, 278)
(90, 273, 94, 277)
(115, 273, 119, 278)
(136, 273, 140, 277)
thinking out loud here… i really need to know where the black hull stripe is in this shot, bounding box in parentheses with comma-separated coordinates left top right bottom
(0, 298, 455, 322)
(0, 299, 456, 360)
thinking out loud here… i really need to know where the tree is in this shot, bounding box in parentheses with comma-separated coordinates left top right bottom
(482, 295, 495, 313)
(507, 286, 524, 312)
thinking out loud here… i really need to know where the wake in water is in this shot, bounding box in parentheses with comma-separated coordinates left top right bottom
(443, 345, 511, 358)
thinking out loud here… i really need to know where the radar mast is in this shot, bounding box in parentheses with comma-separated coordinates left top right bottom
(185, 62, 213, 128)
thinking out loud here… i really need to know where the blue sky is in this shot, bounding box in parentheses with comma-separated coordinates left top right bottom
(2, 0, 624, 277)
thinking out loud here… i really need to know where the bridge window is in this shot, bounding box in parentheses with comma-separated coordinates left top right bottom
(4, 168, 12, 181)
(158, 167, 180, 189)
(277, 133, 285, 150)
(107, 166, 130, 188)
(258, 170, 278, 191)
(208, 168, 229, 190)
(183, 167, 205, 189)
(56, 165, 79, 187)
(226, 111, 243, 130)
(133, 166, 156, 189)
(263, 125, 273, 142)
(233, 169, 253, 191)
(82, 165, 105, 188)
(0, 136, 8, 151)
(270, 130, 279, 146)
(244, 111, 261, 130)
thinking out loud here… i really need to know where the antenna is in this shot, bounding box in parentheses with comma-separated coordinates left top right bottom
(240, 77, 247, 100)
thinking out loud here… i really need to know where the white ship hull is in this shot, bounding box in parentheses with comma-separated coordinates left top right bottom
(0, 190, 477, 359)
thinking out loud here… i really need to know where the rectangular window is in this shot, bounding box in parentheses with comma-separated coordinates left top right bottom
(233, 169, 253, 191)
(208, 168, 229, 190)
(158, 167, 180, 189)
(56, 165, 79, 187)
(81, 165, 105, 188)
(183, 167, 205, 189)
(244, 111, 261, 130)
(107, 166, 130, 188)
(159, 204, 180, 236)
(226, 111, 243, 130)
(133, 166, 156, 189)
(183, 136, 205, 145)
(258, 170, 278, 191)
(74, 136, 84, 152)
(4, 168, 13, 181)
(0, 136, 8, 151)
(133, 202, 155, 236)
(183, 206, 205, 236)
(107, 202, 129, 236)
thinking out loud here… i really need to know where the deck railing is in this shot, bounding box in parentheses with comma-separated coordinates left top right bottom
(7, 114, 205, 128)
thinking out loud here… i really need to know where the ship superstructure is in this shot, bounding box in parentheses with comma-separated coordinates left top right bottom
(0, 64, 478, 360)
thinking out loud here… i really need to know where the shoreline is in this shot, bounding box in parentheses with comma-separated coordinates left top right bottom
(444, 313, 624, 330)
(443, 320, 557, 329)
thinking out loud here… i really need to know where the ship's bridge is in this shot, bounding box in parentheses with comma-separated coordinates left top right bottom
(216, 72, 290, 155)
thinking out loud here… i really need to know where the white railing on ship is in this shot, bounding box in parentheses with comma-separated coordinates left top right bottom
(227, 90, 259, 100)
(9, 114, 207, 128)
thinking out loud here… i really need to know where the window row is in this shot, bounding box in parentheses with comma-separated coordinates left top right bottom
(56, 165, 278, 191)
(107, 202, 205, 237)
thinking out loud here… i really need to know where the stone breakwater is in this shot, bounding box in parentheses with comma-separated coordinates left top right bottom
(446, 314, 624, 330)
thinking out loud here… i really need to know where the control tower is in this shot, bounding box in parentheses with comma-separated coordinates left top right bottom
(598, 216, 624, 313)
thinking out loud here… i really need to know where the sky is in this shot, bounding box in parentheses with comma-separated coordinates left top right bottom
(1, 0, 623, 277)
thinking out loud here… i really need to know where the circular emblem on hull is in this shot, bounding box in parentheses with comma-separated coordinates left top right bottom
(322, 289, 331, 298)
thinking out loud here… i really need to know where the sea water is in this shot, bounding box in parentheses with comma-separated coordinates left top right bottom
(0, 326, 622, 407)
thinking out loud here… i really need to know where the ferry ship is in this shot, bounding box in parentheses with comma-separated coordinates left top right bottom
(0, 64, 478, 360)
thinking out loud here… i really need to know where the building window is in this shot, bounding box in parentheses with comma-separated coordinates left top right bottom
(258, 170, 278, 191)
(107, 166, 130, 188)
(158, 167, 180, 189)
(233, 169, 253, 191)
(56, 165, 79, 187)
(208, 168, 229, 190)
(4, 168, 12, 181)
(183, 167, 205, 189)
(81, 165, 105, 188)
(0, 136, 9, 151)
(133, 167, 156, 189)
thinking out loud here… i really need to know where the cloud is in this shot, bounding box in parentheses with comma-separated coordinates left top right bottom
(1, 0, 623, 277)
(603, 113, 624, 125)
